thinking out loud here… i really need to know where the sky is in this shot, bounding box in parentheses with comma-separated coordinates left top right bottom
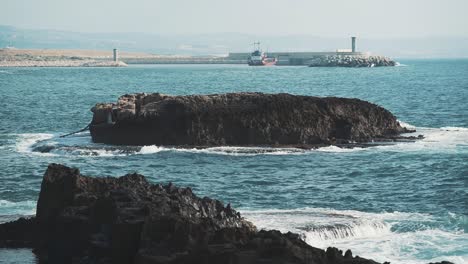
(2, 0, 468, 37)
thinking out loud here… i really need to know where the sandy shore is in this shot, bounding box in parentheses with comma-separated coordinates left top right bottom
(0, 60, 127, 67)
(0, 48, 147, 67)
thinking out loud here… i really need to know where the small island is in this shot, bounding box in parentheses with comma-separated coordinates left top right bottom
(90, 92, 414, 147)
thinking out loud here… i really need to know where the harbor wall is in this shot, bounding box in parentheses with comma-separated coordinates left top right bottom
(121, 52, 372, 65)
(228, 51, 370, 65)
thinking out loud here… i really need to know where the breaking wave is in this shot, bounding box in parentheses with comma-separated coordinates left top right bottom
(241, 208, 468, 264)
(15, 133, 55, 156)
(398, 120, 416, 130)
(0, 200, 36, 219)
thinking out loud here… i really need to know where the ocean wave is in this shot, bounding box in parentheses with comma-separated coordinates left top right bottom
(241, 207, 468, 264)
(398, 120, 417, 130)
(315, 145, 365, 153)
(0, 70, 13, 74)
(15, 133, 55, 156)
(377, 125, 468, 152)
(0, 200, 36, 217)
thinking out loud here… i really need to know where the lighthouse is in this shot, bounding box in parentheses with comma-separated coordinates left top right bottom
(351, 37, 356, 53)
(113, 49, 118, 62)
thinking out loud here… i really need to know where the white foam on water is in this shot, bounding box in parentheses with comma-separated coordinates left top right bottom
(377, 126, 468, 152)
(315, 145, 365, 153)
(241, 207, 468, 264)
(138, 145, 167, 154)
(14, 123, 467, 157)
(15, 133, 55, 156)
(137, 145, 308, 156)
(64, 148, 129, 157)
(398, 120, 417, 130)
(131, 123, 468, 156)
(0, 200, 36, 216)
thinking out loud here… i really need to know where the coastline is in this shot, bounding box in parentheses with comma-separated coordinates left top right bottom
(0, 60, 127, 67)
(0, 48, 397, 66)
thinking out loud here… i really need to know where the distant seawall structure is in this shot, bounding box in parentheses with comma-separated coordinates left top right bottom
(227, 37, 396, 66)
(121, 51, 395, 66)
(227, 51, 370, 65)
(125, 37, 396, 66)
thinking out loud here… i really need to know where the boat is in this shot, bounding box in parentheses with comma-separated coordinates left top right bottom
(248, 42, 277, 66)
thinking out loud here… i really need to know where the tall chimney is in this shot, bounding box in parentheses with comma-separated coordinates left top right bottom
(351, 37, 356, 53)
(113, 49, 118, 62)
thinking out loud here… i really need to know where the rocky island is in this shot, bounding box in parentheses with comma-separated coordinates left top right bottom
(0, 164, 383, 264)
(90, 92, 414, 147)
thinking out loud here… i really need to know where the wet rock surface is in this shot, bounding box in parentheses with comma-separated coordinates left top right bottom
(0, 164, 386, 264)
(90, 92, 413, 146)
(308, 55, 396, 67)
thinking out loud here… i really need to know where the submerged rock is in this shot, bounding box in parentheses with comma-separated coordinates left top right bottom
(0, 164, 384, 264)
(89, 92, 413, 146)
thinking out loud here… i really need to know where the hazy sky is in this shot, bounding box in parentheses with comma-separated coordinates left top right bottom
(2, 0, 467, 37)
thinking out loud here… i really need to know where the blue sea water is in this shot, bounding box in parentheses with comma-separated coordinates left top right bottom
(0, 60, 467, 263)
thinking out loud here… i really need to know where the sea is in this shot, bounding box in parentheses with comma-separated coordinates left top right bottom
(0, 60, 467, 264)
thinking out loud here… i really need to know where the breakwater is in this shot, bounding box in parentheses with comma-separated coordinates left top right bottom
(309, 55, 396, 67)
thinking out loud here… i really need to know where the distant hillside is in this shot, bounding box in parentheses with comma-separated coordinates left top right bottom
(1, 25, 467, 58)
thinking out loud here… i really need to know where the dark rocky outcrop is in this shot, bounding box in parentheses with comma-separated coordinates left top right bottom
(0, 164, 384, 264)
(308, 55, 396, 67)
(89, 92, 413, 146)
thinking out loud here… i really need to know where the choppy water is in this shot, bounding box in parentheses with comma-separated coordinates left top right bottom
(0, 61, 467, 264)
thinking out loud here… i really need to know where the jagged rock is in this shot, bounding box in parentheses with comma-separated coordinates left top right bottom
(0, 164, 384, 264)
(89, 92, 413, 146)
